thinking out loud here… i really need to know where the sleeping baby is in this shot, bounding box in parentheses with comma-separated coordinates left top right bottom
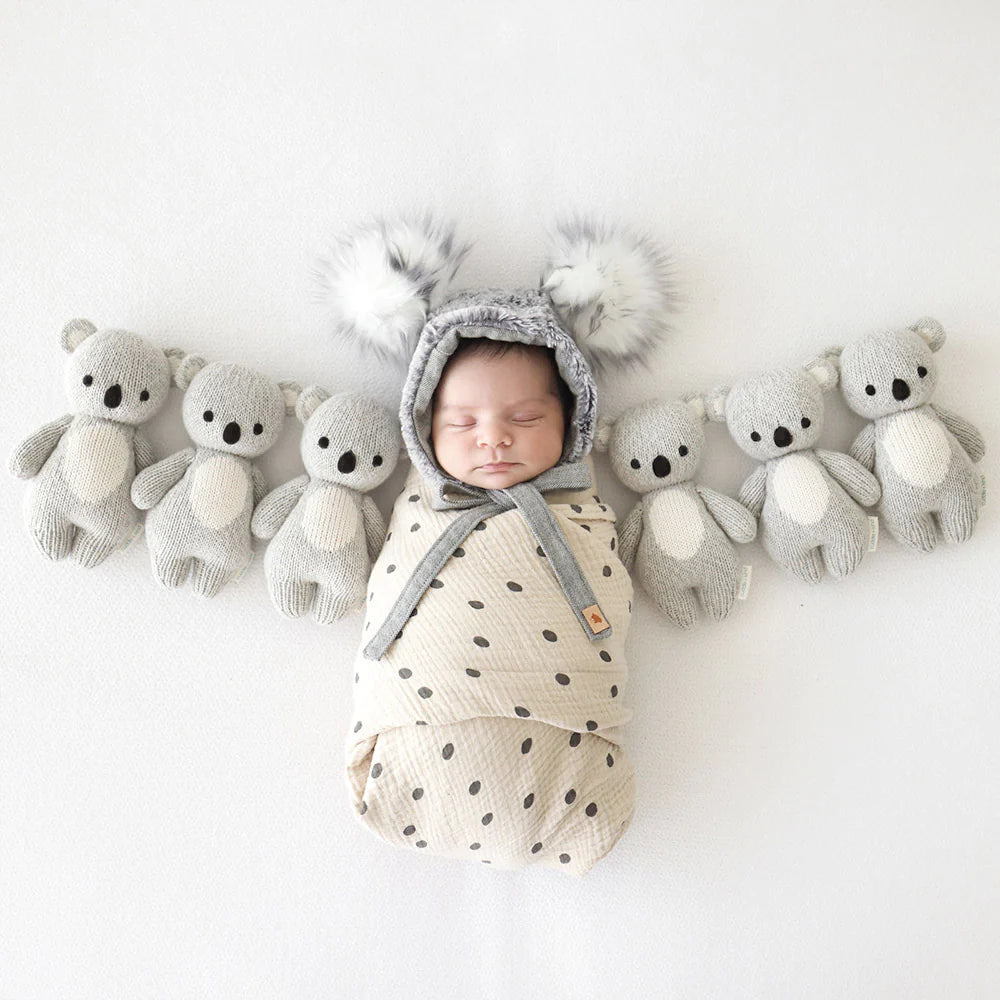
(345, 288, 636, 875)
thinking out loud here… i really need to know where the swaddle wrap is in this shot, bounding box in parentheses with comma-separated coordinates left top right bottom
(346, 289, 636, 874)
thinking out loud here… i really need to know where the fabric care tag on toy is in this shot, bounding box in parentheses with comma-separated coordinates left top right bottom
(867, 516, 879, 552)
(737, 564, 752, 601)
(118, 523, 144, 551)
(232, 550, 255, 583)
(582, 605, 610, 634)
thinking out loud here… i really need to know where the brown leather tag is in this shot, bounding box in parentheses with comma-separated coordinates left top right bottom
(583, 605, 610, 634)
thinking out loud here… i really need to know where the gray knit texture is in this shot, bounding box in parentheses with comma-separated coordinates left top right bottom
(132, 359, 299, 597)
(609, 400, 756, 627)
(252, 389, 401, 622)
(838, 319, 986, 552)
(707, 359, 882, 584)
(9, 320, 172, 567)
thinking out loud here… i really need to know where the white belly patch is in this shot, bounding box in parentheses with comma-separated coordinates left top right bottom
(303, 487, 360, 552)
(882, 410, 951, 488)
(190, 456, 249, 530)
(63, 423, 130, 503)
(772, 454, 830, 525)
(648, 489, 705, 560)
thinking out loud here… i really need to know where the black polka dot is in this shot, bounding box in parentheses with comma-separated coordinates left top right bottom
(523, 793, 534, 809)
(473, 635, 490, 648)
(415, 720, 427, 726)
(385, 532, 392, 541)
(531, 842, 542, 854)
(586, 803, 598, 817)
(555, 673, 570, 686)
(355, 673, 359, 684)
(599, 650, 612, 663)
(368, 592, 374, 602)
(360, 802, 367, 815)
(412, 788, 423, 800)
(610, 537, 616, 551)
(600, 505, 607, 512)
(408, 494, 420, 502)
(481, 813, 493, 825)
(403, 825, 415, 836)
(353, 721, 362, 733)
(481, 860, 491, 864)
(418, 687, 433, 699)
(468, 600, 485, 609)
(610, 685, 618, 698)
(514, 706, 531, 718)
(607, 754, 614, 767)
(602, 565, 612, 577)
(569, 732, 581, 748)
(442, 743, 454, 760)
(586, 720, 598, 731)
(409, 607, 418, 618)
(536, 546, 546, 557)
(475, 521, 486, 531)
(410, 523, 421, 532)
(542, 630, 557, 642)
(564, 789, 576, 804)
(386, 564, 396, 573)
(415, 841, 427, 848)
(466, 668, 481, 678)
(571, 504, 582, 513)
(399, 668, 412, 679)
(470, 842, 481, 850)
(559, 854, 571, 864)
(521, 738, 532, 754)
(454, 547, 465, 558)
(371, 763, 382, 778)
(430, 579, 444, 589)
(581, 525, 591, 532)
(506, 581, 523, 592)
(469, 781, 481, 795)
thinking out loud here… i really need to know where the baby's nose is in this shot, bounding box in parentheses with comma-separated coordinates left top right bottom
(477, 421, 511, 448)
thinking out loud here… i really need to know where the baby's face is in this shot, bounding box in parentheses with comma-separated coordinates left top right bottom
(431, 346, 566, 490)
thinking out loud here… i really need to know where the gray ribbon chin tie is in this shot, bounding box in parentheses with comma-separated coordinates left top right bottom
(363, 461, 612, 661)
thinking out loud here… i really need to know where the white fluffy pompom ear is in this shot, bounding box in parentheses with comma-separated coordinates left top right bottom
(704, 386, 729, 424)
(910, 317, 946, 352)
(315, 216, 471, 361)
(541, 218, 675, 370)
(684, 394, 708, 425)
(593, 416, 615, 453)
(278, 380, 302, 416)
(805, 355, 839, 393)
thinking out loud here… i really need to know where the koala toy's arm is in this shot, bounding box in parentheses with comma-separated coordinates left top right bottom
(250, 474, 309, 540)
(848, 424, 876, 472)
(816, 449, 881, 507)
(251, 465, 269, 509)
(737, 465, 767, 517)
(696, 485, 757, 544)
(616, 501, 644, 571)
(932, 404, 986, 463)
(131, 448, 195, 510)
(360, 495, 388, 562)
(133, 431, 155, 473)
(9, 413, 74, 479)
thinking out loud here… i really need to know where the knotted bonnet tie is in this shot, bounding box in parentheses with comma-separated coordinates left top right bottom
(362, 461, 613, 661)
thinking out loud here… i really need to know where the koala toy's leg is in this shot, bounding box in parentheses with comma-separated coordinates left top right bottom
(313, 585, 360, 625)
(152, 552, 193, 588)
(883, 508, 937, 553)
(71, 527, 122, 568)
(697, 573, 738, 622)
(821, 525, 867, 580)
(191, 559, 232, 599)
(781, 546, 824, 584)
(29, 509, 75, 561)
(936, 488, 979, 545)
(655, 586, 699, 630)
(270, 578, 316, 619)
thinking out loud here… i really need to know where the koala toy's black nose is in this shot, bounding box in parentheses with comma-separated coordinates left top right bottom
(223, 421, 242, 444)
(103, 384, 122, 409)
(892, 378, 911, 402)
(338, 450, 357, 474)
(773, 426, 793, 448)
(652, 455, 671, 478)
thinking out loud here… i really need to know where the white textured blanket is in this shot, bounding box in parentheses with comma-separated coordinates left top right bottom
(346, 462, 635, 875)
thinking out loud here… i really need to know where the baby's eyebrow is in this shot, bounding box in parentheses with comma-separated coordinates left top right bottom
(437, 397, 552, 411)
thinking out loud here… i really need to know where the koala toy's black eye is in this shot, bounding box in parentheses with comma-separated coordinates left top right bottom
(801, 417, 811, 429)
(139, 389, 150, 402)
(630, 459, 641, 469)
(82, 375, 93, 386)
(318, 436, 330, 449)
(917, 366, 927, 378)
(253, 423, 263, 435)
(203, 410, 214, 422)
(373, 455, 383, 467)
(750, 431, 761, 442)
(865, 385, 876, 396)
(678, 445, 688, 457)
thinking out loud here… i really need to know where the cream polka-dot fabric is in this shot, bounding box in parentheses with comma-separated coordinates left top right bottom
(346, 463, 635, 875)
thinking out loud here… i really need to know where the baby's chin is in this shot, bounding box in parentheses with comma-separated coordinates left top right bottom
(458, 463, 543, 490)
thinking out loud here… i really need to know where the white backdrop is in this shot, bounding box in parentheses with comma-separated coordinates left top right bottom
(2, 2, 999, 997)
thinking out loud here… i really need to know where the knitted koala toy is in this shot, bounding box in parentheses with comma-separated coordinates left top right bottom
(706, 355, 881, 583)
(251, 387, 401, 623)
(9, 319, 173, 567)
(131, 355, 300, 597)
(836, 317, 986, 551)
(603, 398, 756, 627)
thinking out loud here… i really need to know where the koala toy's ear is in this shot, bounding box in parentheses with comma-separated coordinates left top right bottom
(704, 386, 729, 424)
(174, 353, 208, 390)
(296, 384, 330, 425)
(684, 394, 708, 425)
(592, 416, 615, 453)
(164, 348, 186, 380)
(279, 380, 302, 416)
(805, 355, 839, 393)
(60, 318, 97, 353)
(911, 317, 946, 352)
